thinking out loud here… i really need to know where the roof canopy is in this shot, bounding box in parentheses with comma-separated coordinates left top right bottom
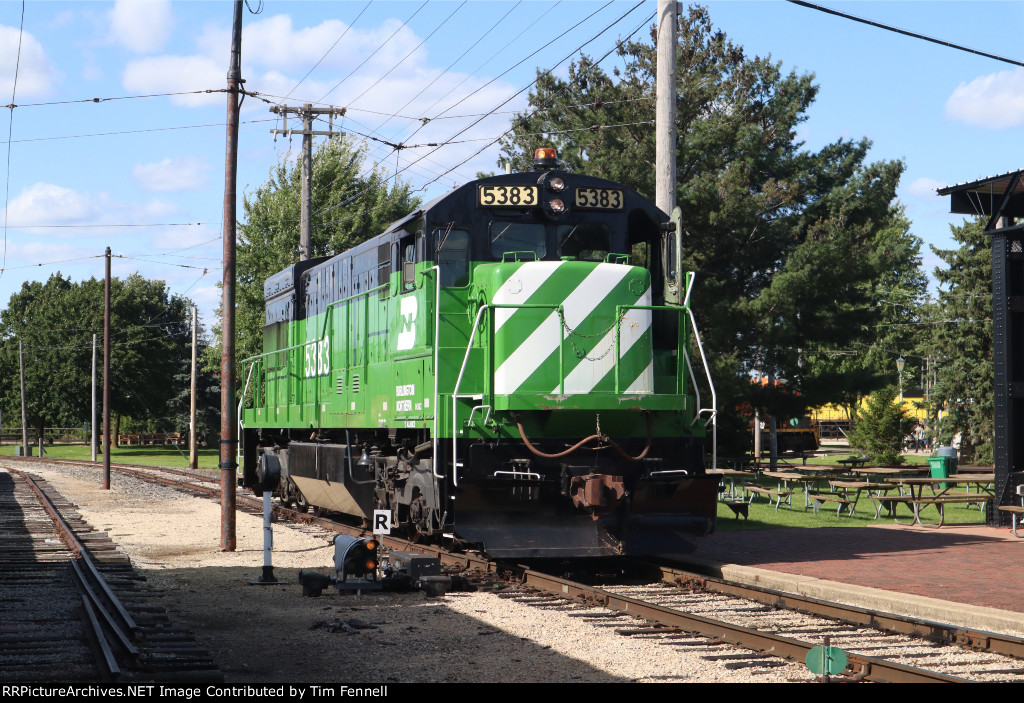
(939, 169, 1024, 231)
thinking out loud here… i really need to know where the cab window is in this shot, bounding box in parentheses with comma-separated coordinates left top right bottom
(557, 223, 611, 261)
(490, 222, 546, 259)
(437, 228, 470, 287)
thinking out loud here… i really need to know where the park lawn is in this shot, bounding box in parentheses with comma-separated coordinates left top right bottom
(714, 463, 988, 532)
(0, 442, 221, 472)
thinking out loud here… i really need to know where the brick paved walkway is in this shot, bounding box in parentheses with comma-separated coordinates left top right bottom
(692, 523, 1024, 613)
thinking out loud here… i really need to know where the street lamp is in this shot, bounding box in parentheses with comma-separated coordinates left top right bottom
(897, 356, 905, 403)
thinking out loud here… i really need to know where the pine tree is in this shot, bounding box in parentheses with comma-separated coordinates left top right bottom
(848, 386, 915, 465)
(928, 218, 993, 463)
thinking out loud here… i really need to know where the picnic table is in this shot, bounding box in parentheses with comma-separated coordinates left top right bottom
(812, 480, 898, 518)
(708, 468, 752, 501)
(762, 470, 833, 510)
(837, 457, 869, 470)
(882, 475, 996, 527)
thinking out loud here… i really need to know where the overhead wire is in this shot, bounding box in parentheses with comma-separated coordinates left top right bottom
(310, 1, 633, 224)
(283, 0, 373, 100)
(0, 117, 277, 146)
(787, 1, 1024, 68)
(386, 2, 653, 201)
(344, 1, 467, 110)
(316, 1, 429, 105)
(2, 0, 26, 280)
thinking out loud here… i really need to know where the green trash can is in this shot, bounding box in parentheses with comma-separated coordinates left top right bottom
(928, 455, 950, 489)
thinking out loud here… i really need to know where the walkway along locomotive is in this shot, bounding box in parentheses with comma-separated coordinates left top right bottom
(240, 148, 719, 557)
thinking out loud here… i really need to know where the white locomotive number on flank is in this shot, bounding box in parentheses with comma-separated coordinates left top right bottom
(304, 336, 330, 378)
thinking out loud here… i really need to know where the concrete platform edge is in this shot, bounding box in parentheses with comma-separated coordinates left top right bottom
(684, 555, 1024, 638)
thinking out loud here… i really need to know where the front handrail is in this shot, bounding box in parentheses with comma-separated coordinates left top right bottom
(451, 302, 564, 486)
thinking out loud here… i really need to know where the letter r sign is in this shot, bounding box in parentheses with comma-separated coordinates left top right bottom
(373, 509, 391, 535)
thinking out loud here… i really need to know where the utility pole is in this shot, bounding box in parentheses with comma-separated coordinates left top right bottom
(220, 0, 243, 552)
(655, 0, 678, 215)
(19, 341, 27, 457)
(269, 104, 345, 261)
(91, 334, 97, 462)
(190, 305, 198, 471)
(103, 247, 111, 490)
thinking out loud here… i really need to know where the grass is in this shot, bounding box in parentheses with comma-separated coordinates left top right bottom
(0, 442, 221, 472)
(715, 463, 989, 532)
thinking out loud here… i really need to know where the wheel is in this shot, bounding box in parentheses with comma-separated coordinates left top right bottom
(408, 496, 431, 542)
(280, 479, 297, 508)
(295, 491, 310, 513)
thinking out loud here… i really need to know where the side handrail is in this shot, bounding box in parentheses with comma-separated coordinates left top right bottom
(236, 360, 257, 467)
(682, 271, 718, 471)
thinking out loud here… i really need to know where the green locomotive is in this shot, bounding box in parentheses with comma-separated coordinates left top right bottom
(241, 148, 719, 557)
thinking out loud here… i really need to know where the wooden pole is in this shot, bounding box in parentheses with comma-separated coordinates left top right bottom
(220, 0, 243, 551)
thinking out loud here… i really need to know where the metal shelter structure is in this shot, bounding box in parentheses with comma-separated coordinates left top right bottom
(938, 170, 1024, 524)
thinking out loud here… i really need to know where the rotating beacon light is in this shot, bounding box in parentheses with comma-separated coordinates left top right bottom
(533, 147, 558, 170)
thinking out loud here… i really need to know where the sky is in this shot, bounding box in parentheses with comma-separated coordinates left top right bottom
(0, 0, 1020, 334)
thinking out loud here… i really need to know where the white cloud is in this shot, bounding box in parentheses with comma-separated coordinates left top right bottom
(121, 54, 223, 106)
(110, 0, 173, 53)
(2, 182, 185, 235)
(133, 156, 211, 192)
(945, 68, 1024, 128)
(3, 183, 103, 227)
(0, 25, 60, 97)
(124, 14, 434, 108)
(906, 177, 945, 200)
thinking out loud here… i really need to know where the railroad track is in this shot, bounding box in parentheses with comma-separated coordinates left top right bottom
(9, 455, 1024, 683)
(0, 467, 222, 682)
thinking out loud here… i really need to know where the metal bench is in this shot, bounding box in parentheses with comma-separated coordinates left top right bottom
(998, 506, 1024, 537)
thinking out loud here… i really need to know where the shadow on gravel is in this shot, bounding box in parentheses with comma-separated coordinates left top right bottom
(149, 565, 637, 684)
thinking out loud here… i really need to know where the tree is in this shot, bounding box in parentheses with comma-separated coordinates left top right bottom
(498, 4, 922, 453)
(0, 273, 195, 443)
(848, 385, 915, 465)
(927, 217, 993, 464)
(228, 136, 420, 369)
(802, 209, 930, 415)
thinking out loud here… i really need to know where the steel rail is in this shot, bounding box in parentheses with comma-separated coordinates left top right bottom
(656, 562, 1024, 661)
(9, 468, 142, 679)
(515, 566, 970, 683)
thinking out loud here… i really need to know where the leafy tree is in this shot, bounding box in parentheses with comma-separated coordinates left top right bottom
(0, 273, 197, 444)
(927, 217, 993, 464)
(165, 320, 220, 447)
(848, 385, 915, 465)
(227, 136, 420, 369)
(498, 4, 921, 454)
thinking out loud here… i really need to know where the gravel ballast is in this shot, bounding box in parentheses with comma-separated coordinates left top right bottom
(2, 461, 817, 683)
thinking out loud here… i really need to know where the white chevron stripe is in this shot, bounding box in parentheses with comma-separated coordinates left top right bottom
(494, 263, 632, 394)
(492, 261, 562, 333)
(555, 287, 652, 394)
(624, 360, 655, 394)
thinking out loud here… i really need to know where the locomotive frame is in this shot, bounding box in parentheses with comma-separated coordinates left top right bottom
(240, 151, 720, 557)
